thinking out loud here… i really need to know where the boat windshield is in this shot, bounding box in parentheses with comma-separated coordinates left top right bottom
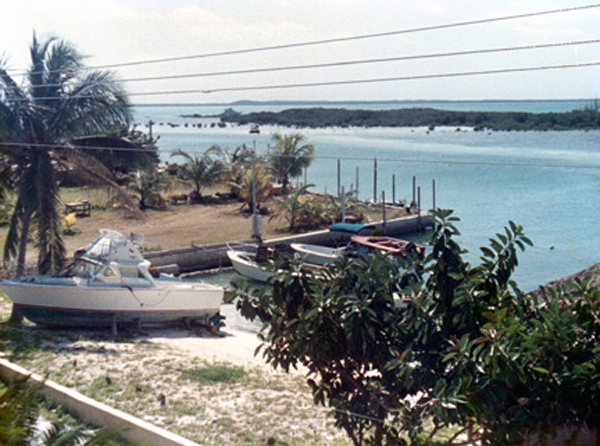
(64, 258, 103, 279)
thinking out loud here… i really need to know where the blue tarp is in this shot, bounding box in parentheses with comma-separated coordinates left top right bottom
(329, 222, 376, 234)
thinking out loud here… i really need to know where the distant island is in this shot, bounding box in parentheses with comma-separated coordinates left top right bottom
(220, 106, 600, 131)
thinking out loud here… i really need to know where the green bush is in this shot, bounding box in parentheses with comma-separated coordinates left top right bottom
(233, 209, 600, 446)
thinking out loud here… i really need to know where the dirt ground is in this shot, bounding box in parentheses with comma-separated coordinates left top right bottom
(56, 190, 400, 256)
(61, 200, 291, 254)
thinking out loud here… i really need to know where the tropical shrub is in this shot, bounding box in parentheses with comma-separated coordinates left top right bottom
(125, 169, 169, 210)
(268, 133, 314, 193)
(228, 160, 272, 213)
(269, 184, 328, 231)
(233, 209, 600, 446)
(0, 377, 123, 445)
(170, 147, 227, 203)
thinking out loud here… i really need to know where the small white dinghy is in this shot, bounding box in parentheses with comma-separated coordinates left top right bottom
(226, 250, 277, 283)
(290, 243, 346, 266)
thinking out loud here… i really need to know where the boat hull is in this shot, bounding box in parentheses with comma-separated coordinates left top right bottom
(290, 243, 344, 265)
(227, 250, 276, 282)
(351, 235, 425, 259)
(0, 280, 223, 328)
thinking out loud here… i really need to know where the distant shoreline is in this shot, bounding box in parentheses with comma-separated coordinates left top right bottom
(218, 106, 600, 131)
(134, 98, 596, 108)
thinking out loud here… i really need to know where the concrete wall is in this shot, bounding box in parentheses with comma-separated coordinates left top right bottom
(145, 213, 434, 274)
(0, 358, 200, 446)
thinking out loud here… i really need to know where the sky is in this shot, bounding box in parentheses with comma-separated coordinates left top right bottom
(1, 0, 599, 104)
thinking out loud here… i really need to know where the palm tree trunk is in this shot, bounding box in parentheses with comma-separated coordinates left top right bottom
(10, 212, 31, 323)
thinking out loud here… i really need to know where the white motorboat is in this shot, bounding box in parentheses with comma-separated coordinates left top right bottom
(0, 230, 224, 328)
(290, 243, 346, 265)
(226, 250, 277, 282)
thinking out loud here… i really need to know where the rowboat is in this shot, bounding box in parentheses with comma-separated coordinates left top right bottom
(0, 230, 224, 328)
(350, 235, 425, 259)
(290, 243, 346, 265)
(226, 249, 277, 282)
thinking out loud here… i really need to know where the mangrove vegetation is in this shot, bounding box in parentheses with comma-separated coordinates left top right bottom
(221, 105, 600, 131)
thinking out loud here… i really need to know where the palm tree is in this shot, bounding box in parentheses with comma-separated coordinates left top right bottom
(0, 33, 131, 278)
(268, 133, 315, 194)
(125, 169, 169, 210)
(270, 184, 329, 231)
(171, 147, 227, 203)
(228, 161, 272, 213)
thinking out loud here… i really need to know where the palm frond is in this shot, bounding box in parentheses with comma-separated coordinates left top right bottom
(0, 377, 43, 445)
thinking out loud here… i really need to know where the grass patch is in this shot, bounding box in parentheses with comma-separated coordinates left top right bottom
(182, 362, 247, 385)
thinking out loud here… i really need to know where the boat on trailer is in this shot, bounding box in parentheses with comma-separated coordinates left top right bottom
(0, 229, 224, 329)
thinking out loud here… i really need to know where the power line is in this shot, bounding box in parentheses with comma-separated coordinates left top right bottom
(5, 61, 599, 102)
(132, 61, 600, 96)
(25, 38, 600, 88)
(1, 141, 598, 170)
(69, 3, 600, 71)
(6, 3, 600, 78)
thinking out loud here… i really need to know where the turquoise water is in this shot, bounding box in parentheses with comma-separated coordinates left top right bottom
(134, 101, 600, 291)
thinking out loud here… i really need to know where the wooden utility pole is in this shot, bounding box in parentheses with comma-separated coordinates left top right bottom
(337, 159, 341, 197)
(373, 158, 378, 203)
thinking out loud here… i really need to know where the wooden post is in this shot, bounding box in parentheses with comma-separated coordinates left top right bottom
(337, 159, 341, 197)
(373, 158, 378, 203)
(417, 186, 422, 231)
(341, 186, 346, 222)
(382, 191, 386, 234)
(412, 176, 416, 206)
(304, 166, 307, 187)
(356, 166, 359, 198)
(111, 314, 118, 337)
(392, 174, 396, 205)
(432, 179, 436, 210)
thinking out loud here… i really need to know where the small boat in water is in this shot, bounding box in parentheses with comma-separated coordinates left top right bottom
(227, 249, 277, 282)
(0, 230, 224, 328)
(290, 243, 346, 265)
(351, 235, 425, 259)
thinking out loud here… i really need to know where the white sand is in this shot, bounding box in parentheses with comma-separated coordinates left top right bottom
(146, 303, 269, 368)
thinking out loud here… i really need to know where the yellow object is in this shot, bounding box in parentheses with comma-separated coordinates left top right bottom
(64, 212, 77, 230)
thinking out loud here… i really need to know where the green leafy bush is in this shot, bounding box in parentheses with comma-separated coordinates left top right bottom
(233, 209, 600, 446)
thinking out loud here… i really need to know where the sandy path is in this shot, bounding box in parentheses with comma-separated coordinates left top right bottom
(144, 302, 270, 368)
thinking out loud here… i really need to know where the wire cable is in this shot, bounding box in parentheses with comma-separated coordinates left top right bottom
(5, 61, 599, 102)
(132, 61, 600, 96)
(5, 3, 600, 77)
(71, 3, 600, 71)
(23, 38, 600, 88)
(1, 141, 598, 170)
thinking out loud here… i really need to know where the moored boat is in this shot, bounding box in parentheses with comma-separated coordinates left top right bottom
(290, 243, 346, 265)
(350, 235, 425, 259)
(0, 230, 224, 328)
(227, 249, 278, 282)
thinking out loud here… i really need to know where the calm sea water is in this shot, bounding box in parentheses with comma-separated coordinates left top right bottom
(133, 101, 600, 291)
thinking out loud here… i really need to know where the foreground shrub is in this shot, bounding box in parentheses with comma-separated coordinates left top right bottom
(233, 209, 600, 445)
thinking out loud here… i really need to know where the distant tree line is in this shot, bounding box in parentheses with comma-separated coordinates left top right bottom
(221, 106, 600, 131)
